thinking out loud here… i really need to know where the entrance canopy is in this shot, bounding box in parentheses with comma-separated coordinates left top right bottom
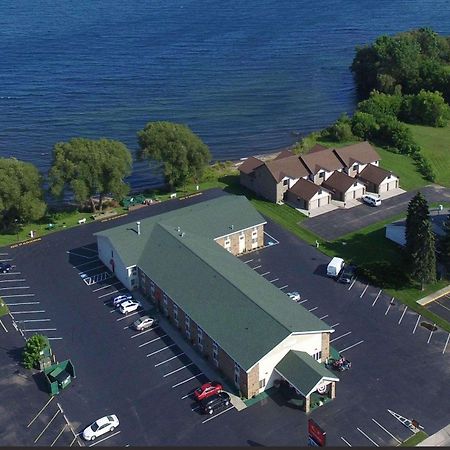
(275, 351, 339, 398)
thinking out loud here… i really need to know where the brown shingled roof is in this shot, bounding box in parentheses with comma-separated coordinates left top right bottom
(322, 171, 362, 193)
(238, 156, 264, 174)
(333, 141, 380, 167)
(274, 149, 295, 160)
(288, 178, 326, 201)
(300, 148, 344, 174)
(264, 156, 310, 182)
(307, 144, 328, 154)
(358, 164, 397, 185)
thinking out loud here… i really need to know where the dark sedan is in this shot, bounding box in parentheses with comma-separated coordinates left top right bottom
(337, 265, 356, 284)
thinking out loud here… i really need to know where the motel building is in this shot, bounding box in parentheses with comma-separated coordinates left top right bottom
(95, 195, 339, 412)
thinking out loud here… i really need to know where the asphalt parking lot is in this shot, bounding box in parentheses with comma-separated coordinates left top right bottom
(303, 184, 450, 240)
(427, 293, 450, 324)
(1, 187, 448, 446)
(239, 219, 450, 447)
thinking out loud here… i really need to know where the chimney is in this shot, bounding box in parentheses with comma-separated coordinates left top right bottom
(136, 221, 141, 236)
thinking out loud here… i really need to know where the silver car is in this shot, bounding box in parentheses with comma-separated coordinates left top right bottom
(132, 315, 157, 331)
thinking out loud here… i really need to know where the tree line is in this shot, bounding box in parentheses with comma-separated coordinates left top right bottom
(0, 122, 211, 231)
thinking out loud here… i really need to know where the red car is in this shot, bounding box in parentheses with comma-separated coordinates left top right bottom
(194, 381, 223, 401)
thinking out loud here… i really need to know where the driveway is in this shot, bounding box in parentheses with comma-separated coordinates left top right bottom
(302, 184, 450, 240)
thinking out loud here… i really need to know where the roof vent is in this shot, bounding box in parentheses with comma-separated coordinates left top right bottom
(136, 221, 141, 236)
(177, 226, 181, 232)
(181, 232, 185, 238)
(230, 224, 234, 230)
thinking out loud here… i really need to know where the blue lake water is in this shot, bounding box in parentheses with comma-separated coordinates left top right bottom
(1, 0, 450, 190)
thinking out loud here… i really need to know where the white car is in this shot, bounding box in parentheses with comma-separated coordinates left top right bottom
(132, 315, 157, 331)
(287, 291, 301, 302)
(119, 299, 141, 314)
(362, 194, 381, 207)
(112, 294, 133, 307)
(82, 414, 119, 441)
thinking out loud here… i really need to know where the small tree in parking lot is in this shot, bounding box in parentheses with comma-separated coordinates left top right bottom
(22, 334, 47, 369)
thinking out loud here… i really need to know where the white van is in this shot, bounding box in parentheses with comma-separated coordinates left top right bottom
(327, 257, 345, 278)
(362, 194, 381, 207)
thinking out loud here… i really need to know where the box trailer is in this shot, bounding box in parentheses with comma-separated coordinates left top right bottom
(327, 257, 345, 278)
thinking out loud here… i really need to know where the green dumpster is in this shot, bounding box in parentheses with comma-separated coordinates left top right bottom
(43, 359, 76, 395)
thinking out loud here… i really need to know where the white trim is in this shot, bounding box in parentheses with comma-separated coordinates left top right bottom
(214, 222, 267, 241)
(274, 369, 338, 398)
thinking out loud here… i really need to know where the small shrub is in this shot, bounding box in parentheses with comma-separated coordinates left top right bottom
(22, 334, 47, 369)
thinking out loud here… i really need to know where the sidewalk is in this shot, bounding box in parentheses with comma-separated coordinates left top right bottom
(417, 285, 450, 306)
(418, 424, 450, 446)
(131, 291, 247, 411)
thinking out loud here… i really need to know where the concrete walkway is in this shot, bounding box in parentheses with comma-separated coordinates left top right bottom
(418, 423, 450, 446)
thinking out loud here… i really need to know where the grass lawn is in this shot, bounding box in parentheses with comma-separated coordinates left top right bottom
(399, 430, 428, 447)
(0, 297, 9, 318)
(409, 122, 450, 188)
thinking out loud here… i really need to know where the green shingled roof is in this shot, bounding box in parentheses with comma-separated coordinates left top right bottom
(95, 195, 333, 370)
(275, 351, 338, 397)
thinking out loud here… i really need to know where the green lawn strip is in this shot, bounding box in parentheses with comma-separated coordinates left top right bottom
(409, 123, 450, 188)
(399, 430, 428, 447)
(0, 297, 9, 318)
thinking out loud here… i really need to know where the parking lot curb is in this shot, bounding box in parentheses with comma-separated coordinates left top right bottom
(228, 392, 247, 411)
(417, 285, 450, 306)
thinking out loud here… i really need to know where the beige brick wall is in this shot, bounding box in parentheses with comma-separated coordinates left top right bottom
(214, 225, 264, 256)
(246, 364, 260, 398)
(321, 333, 330, 360)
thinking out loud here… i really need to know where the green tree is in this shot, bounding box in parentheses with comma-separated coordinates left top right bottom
(351, 112, 380, 140)
(357, 91, 402, 119)
(440, 216, 450, 270)
(405, 192, 436, 289)
(137, 121, 211, 188)
(49, 138, 132, 212)
(0, 158, 47, 230)
(325, 113, 354, 142)
(22, 334, 47, 369)
(400, 90, 450, 127)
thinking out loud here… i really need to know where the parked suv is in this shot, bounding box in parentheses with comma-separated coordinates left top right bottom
(362, 194, 381, 207)
(0, 262, 12, 273)
(200, 392, 231, 415)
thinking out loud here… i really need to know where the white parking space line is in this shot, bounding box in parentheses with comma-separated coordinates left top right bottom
(252, 265, 262, 270)
(74, 259, 99, 269)
(427, 324, 436, 344)
(201, 406, 234, 424)
(6, 301, 39, 306)
(261, 272, 270, 276)
(172, 373, 203, 388)
(357, 427, 379, 446)
(331, 322, 340, 328)
(163, 362, 195, 377)
(0, 258, 13, 261)
(27, 397, 55, 427)
(100, 290, 120, 299)
(139, 335, 168, 347)
(130, 327, 158, 338)
(0, 286, 30, 291)
(298, 299, 308, 304)
(50, 424, 67, 447)
(10, 310, 45, 314)
(81, 246, 98, 254)
(372, 290, 382, 306)
(155, 353, 185, 367)
(0, 271, 21, 275)
(78, 264, 104, 274)
(0, 319, 7, 332)
(0, 278, 26, 283)
(93, 282, 121, 292)
(330, 331, 351, 343)
(146, 343, 177, 357)
(20, 319, 51, 323)
(412, 314, 421, 334)
(48, 337, 63, 341)
(308, 306, 318, 312)
(69, 436, 78, 446)
(2, 293, 35, 298)
(0, 252, 8, 255)
(23, 328, 57, 332)
(348, 279, 356, 290)
(319, 315, 329, 320)
(398, 306, 408, 324)
(443, 334, 450, 354)
(264, 231, 279, 244)
(359, 284, 369, 298)
(339, 340, 364, 353)
(371, 418, 402, 444)
(116, 310, 141, 321)
(243, 259, 253, 264)
(385, 303, 392, 316)
(67, 251, 93, 259)
(279, 285, 288, 290)
(88, 431, 121, 447)
(181, 393, 193, 400)
(340, 437, 352, 447)
(34, 409, 61, 443)
(269, 278, 279, 283)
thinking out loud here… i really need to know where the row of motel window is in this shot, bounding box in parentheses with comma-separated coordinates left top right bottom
(150, 281, 246, 385)
(224, 227, 259, 251)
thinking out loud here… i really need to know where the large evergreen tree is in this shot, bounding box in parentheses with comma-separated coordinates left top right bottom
(440, 215, 450, 270)
(405, 192, 436, 289)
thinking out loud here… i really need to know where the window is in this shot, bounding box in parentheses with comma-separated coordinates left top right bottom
(312, 351, 322, 361)
(173, 304, 178, 325)
(213, 342, 219, 367)
(224, 237, 231, 248)
(259, 379, 266, 389)
(252, 237, 257, 244)
(283, 179, 289, 186)
(163, 294, 168, 316)
(234, 362, 240, 385)
(185, 315, 191, 338)
(111, 250, 114, 257)
(353, 164, 358, 171)
(150, 282, 155, 296)
(197, 327, 203, 351)
(319, 171, 325, 178)
(353, 181, 358, 187)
